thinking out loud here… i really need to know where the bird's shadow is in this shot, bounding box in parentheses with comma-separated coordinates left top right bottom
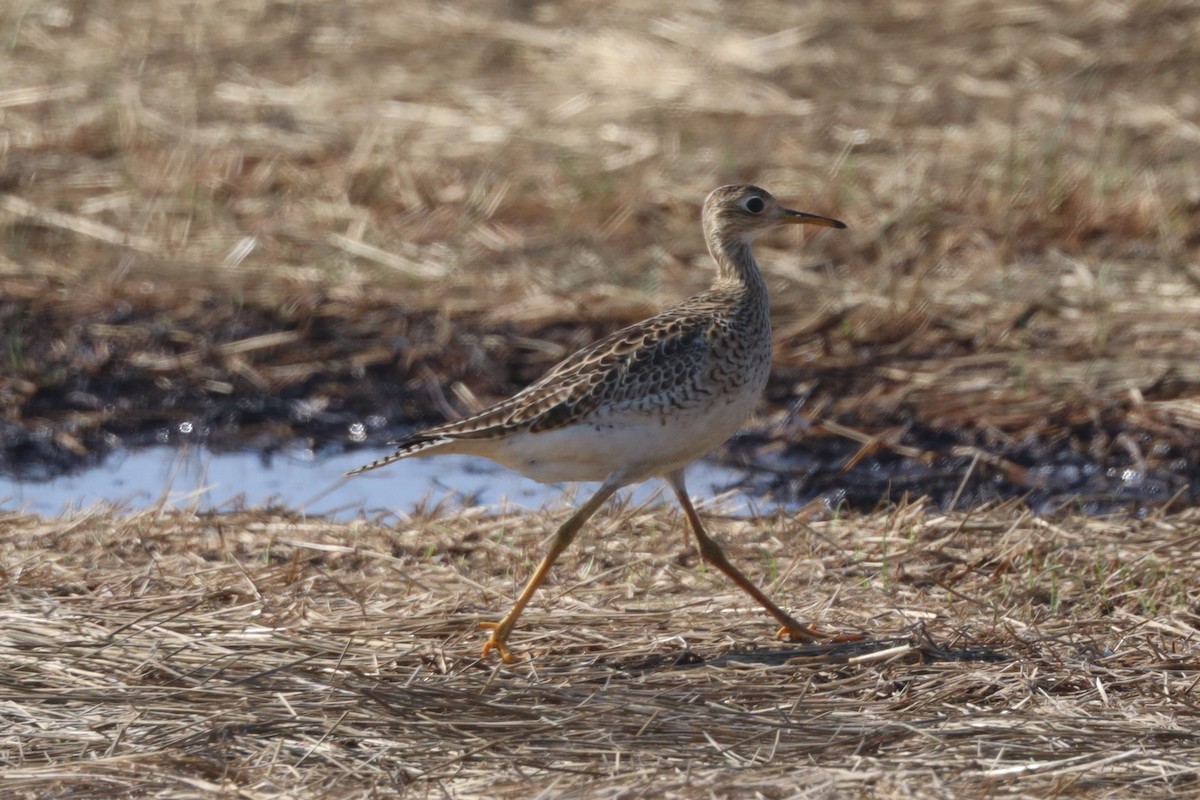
(611, 627, 1011, 673)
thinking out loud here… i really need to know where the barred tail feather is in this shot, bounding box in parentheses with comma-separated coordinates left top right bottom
(344, 435, 447, 476)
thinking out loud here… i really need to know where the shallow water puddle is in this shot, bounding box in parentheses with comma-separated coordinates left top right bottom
(0, 446, 752, 520)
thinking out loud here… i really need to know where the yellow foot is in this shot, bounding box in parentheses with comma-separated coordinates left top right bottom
(479, 622, 518, 664)
(776, 623, 864, 643)
(776, 623, 823, 643)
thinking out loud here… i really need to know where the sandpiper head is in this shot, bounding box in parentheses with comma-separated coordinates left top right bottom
(703, 185, 846, 243)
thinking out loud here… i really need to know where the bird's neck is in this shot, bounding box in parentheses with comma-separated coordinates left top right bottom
(709, 233, 768, 300)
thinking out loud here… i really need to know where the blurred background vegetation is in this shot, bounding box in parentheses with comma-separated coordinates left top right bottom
(1, 0, 1198, 492)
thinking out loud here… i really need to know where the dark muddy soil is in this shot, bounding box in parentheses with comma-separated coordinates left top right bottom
(5, 295, 1200, 514)
(726, 421, 1197, 517)
(0, 291, 623, 479)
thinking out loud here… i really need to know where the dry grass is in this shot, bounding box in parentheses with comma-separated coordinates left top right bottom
(2, 0, 1199, 469)
(4, 2, 1200, 797)
(3, 501, 1199, 798)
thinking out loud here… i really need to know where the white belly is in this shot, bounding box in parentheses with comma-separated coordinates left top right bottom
(449, 388, 759, 485)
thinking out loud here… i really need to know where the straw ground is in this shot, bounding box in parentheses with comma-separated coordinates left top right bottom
(2, 500, 1199, 797)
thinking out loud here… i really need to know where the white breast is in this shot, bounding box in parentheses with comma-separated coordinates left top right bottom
(457, 387, 761, 485)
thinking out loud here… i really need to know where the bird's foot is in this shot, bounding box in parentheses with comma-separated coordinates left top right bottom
(479, 621, 518, 664)
(776, 622, 823, 642)
(776, 622, 864, 644)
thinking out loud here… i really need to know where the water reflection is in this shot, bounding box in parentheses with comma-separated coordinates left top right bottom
(0, 446, 751, 520)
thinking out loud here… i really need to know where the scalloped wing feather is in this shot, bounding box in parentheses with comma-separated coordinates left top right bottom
(407, 292, 733, 441)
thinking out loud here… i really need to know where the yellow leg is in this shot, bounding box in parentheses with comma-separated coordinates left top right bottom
(481, 481, 619, 663)
(667, 469, 822, 642)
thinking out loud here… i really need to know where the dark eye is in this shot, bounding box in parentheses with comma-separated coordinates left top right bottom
(742, 196, 765, 214)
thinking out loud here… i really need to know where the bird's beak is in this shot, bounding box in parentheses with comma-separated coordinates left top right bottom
(780, 208, 847, 229)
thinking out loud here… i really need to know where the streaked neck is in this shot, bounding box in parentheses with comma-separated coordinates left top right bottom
(709, 233, 767, 297)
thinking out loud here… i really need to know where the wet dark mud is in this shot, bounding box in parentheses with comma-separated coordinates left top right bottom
(724, 421, 1200, 517)
(0, 296, 605, 481)
(4, 296, 1200, 514)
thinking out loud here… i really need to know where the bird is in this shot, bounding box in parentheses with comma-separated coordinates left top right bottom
(348, 185, 846, 663)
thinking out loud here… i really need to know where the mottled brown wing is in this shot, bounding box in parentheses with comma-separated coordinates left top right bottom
(416, 296, 729, 441)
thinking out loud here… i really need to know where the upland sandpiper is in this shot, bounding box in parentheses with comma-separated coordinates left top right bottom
(349, 185, 846, 662)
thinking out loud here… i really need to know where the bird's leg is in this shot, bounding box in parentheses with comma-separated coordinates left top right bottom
(481, 480, 620, 663)
(666, 469, 822, 643)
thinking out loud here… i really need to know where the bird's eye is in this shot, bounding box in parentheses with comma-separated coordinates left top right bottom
(742, 196, 765, 214)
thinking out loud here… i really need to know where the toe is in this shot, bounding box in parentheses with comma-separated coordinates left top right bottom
(479, 621, 517, 663)
(776, 623, 823, 643)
